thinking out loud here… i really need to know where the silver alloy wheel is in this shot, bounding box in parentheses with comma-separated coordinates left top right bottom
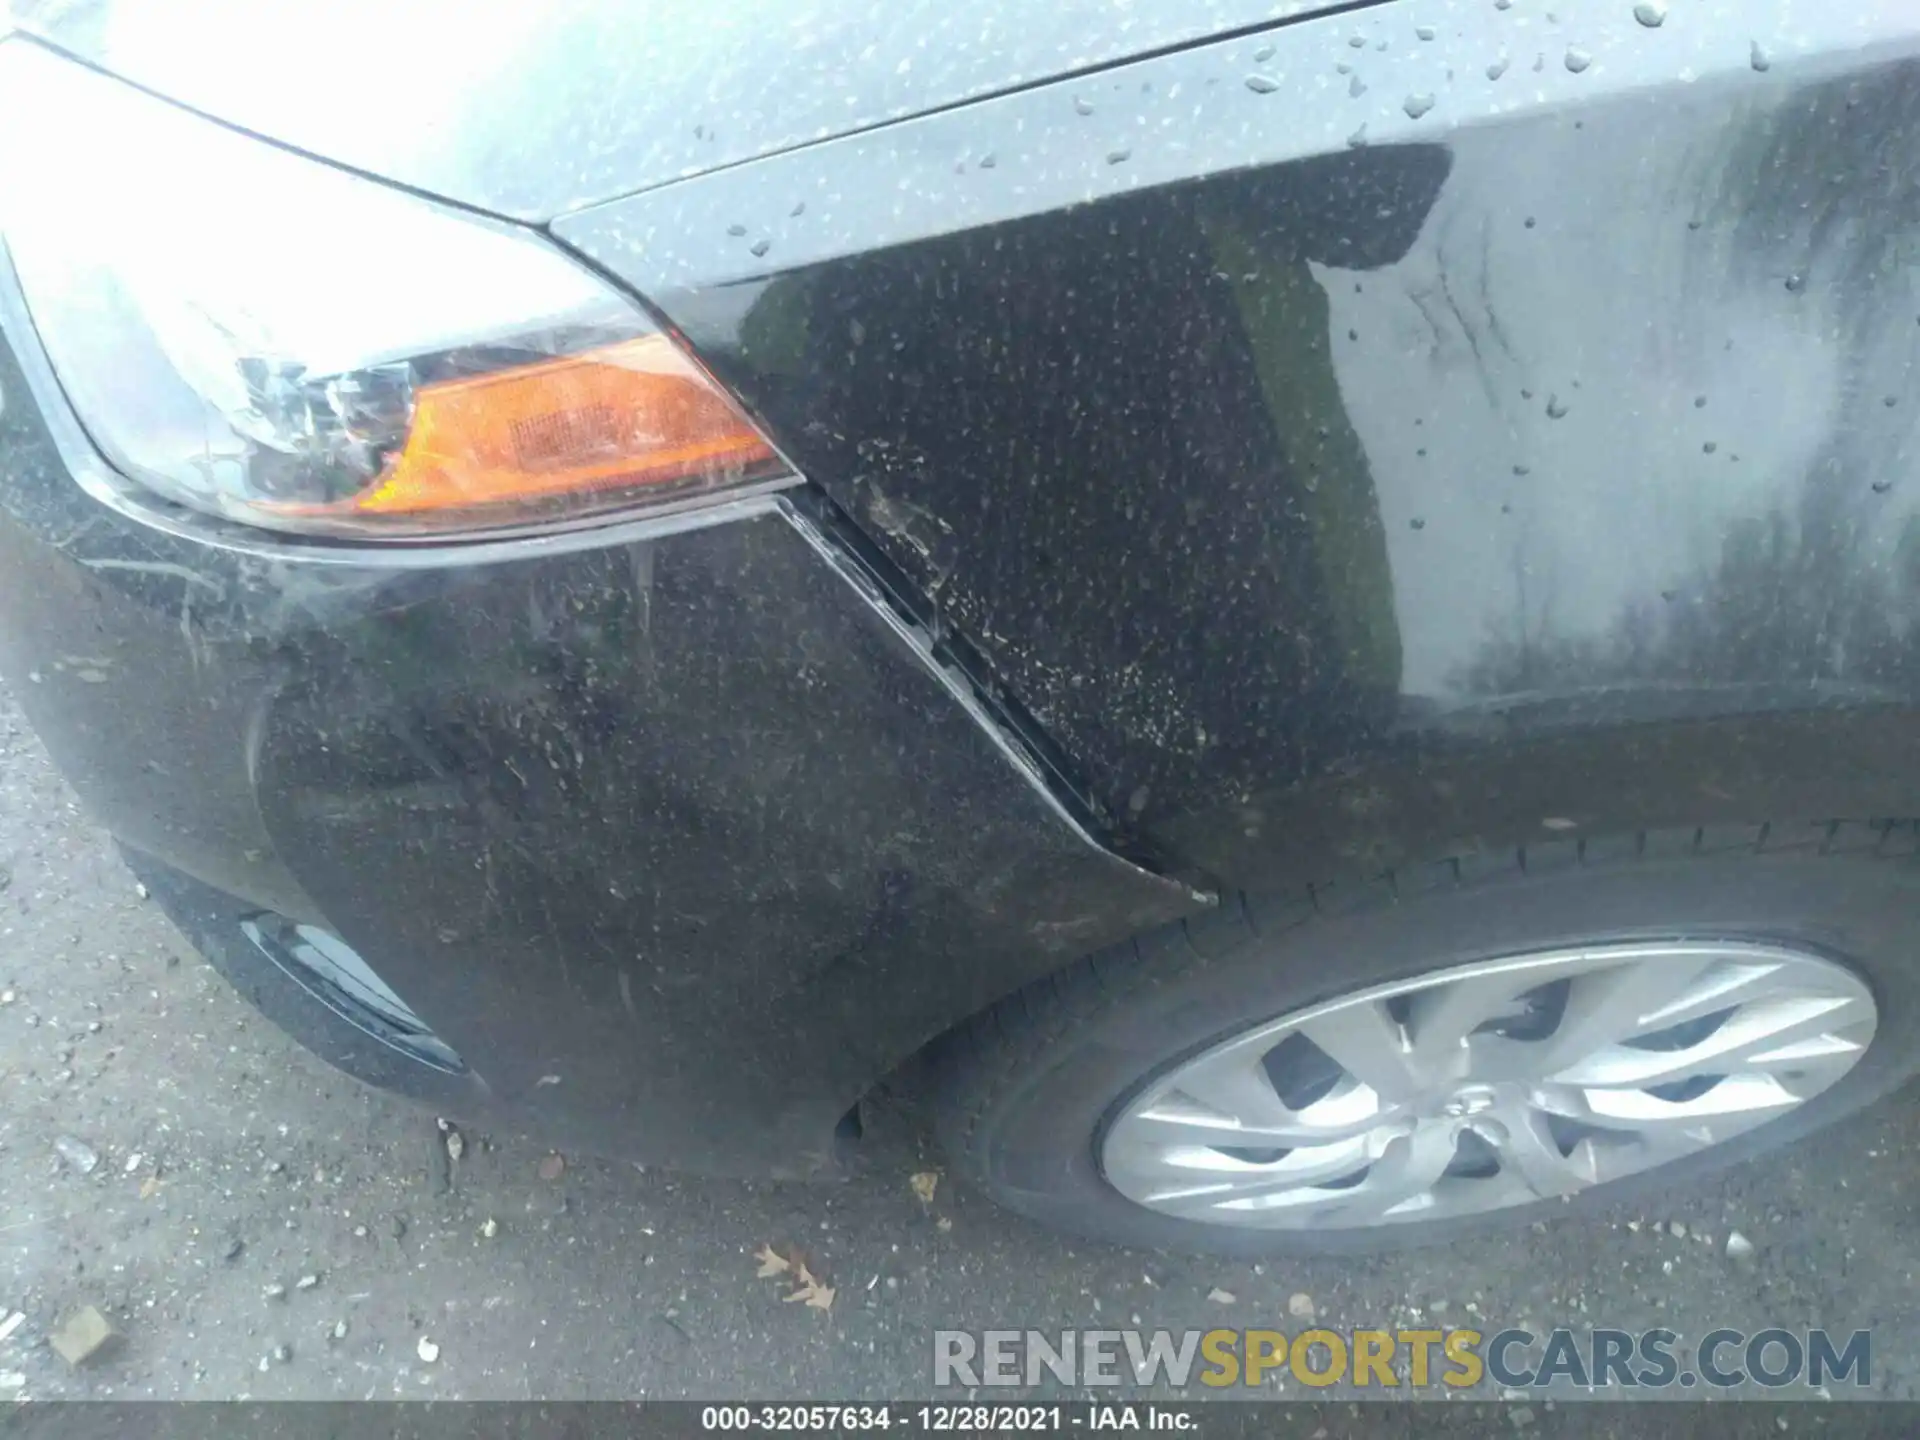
(1100, 941, 1875, 1231)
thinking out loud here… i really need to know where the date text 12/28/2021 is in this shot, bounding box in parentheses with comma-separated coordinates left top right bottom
(700, 1406, 1192, 1431)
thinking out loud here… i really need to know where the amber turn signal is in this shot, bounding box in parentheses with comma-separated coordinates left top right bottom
(324, 333, 778, 522)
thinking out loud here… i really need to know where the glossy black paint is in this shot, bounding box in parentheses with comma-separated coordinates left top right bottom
(560, 2, 1920, 887)
(7, 0, 1353, 219)
(3, 5, 1920, 1178)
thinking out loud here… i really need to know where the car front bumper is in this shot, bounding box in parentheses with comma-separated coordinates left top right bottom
(0, 280, 1196, 1177)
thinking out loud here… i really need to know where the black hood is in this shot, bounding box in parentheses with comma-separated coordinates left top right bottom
(10, 0, 1351, 220)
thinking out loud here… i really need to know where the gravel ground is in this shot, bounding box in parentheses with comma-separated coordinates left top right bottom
(3, 682, 1920, 1405)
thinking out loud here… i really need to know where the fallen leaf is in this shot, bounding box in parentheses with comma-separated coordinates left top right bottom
(783, 1262, 835, 1311)
(138, 1175, 161, 1201)
(754, 1244, 791, 1278)
(537, 1154, 565, 1181)
(1207, 1288, 1236, 1305)
(909, 1171, 939, 1204)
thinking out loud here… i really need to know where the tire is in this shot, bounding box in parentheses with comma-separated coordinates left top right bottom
(931, 821, 1920, 1255)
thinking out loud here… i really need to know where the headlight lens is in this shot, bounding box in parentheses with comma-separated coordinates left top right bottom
(0, 41, 787, 538)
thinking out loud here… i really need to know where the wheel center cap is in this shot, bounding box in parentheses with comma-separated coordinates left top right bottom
(1439, 1084, 1497, 1119)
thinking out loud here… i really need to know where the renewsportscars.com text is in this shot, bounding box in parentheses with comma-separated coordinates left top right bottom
(933, 1327, 1870, 1391)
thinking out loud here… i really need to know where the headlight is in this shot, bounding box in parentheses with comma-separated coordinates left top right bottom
(0, 41, 789, 539)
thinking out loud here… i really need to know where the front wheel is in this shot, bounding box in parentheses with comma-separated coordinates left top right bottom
(931, 822, 1920, 1255)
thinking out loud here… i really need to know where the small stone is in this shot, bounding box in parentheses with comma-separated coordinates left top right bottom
(1669, 1221, 1688, 1240)
(272, 1342, 292, 1363)
(445, 1131, 465, 1164)
(134, 882, 150, 900)
(124, 1153, 143, 1174)
(1565, 47, 1593, 73)
(1750, 40, 1771, 72)
(417, 1337, 440, 1364)
(1207, 1288, 1236, 1305)
(49, 1306, 118, 1367)
(330, 1320, 349, 1342)
(538, 1154, 566, 1182)
(1726, 1230, 1757, 1260)
(0, 990, 12, 1005)
(388, 1215, 409, 1240)
(1416, 25, 1436, 40)
(1430, 1298, 1451, 1315)
(480, 1218, 499, 1239)
(353, 1225, 368, 1239)
(1633, 1, 1667, 27)
(1403, 93, 1437, 120)
(223, 1238, 245, 1262)
(296, 1274, 320, 1291)
(1245, 74, 1279, 94)
(1288, 1293, 1316, 1320)
(936, 1216, 953, 1233)
(85, 1020, 101, 1034)
(53, 1136, 100, 1174)
(265, 1160, 284, 1174)
(264, 1283, 287, 1301)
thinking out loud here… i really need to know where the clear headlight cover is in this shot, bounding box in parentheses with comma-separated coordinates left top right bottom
(0, 41, 787, 538)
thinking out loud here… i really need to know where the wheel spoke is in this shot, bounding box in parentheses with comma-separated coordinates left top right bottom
(1298, 1000, 1424, 1103)
(1403, 968, 1537, 1076)
(1574, 1074, 1801, 1144)
(1528, 949, 1722, 1073)
(1553, 992, 1872, 1090)
(1348, 1120, 1461, 1216)
(1488, 1103, 1597, 1198)
(1123, 1063, 1385, 1149)
(1115, 1135, 1382, 1216)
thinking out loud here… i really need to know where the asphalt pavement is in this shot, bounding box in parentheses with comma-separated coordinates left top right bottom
(2, 682, 1918, 1405)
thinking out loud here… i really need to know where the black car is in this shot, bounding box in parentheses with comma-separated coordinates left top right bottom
(1, 1, 1917, 1255)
